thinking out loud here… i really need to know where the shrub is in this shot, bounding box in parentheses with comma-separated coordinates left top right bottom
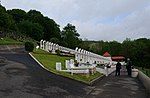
(56, 49, 61, 55)
(49, 37, 60, 44)
(25, 41, 34, 52)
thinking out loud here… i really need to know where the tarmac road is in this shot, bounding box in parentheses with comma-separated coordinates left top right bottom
(0, 48, 149, 98)
(0, 52, 94, 98)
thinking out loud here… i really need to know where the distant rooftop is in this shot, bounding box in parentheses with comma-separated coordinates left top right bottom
(103, 52, 125, 61)
(111, 56, 125, 60)
(103, 52, 111, 57)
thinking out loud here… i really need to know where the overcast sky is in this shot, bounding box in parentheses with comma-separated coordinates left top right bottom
(2, 0, 150, 42)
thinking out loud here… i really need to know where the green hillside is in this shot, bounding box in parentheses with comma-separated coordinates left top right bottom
(0, 38, 23, 45)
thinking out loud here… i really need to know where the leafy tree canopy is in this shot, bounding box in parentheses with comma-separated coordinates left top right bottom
(61, 23, 80, 49)
(7, 9, 27, 23)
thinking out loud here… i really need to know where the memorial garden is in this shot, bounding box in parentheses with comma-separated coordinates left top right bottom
(0, 0, 150, 98)
(31, 43, 103, 84)
(0, 2, 150, 97)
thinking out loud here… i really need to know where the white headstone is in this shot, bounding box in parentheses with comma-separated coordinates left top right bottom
(48, 42, 51, 51)
(52, 43, 56, 54)
(50, 42, 53, 51)
(36, 45, 39, 49)
(70, 59, 74, 65)
(40, 40, 43, 49)
(75, 47, 78, 52)
(75, 47, 78, 61)
(80, 49, 84, 63)
(78, 48, 81, 63)
(65, 60, 70, 69)
(45, 41, 49, 51)
(43, 40, 46, 50)
(56, 44, 59, 50)
(56, 62, 61, 71)
(58, 46, 62, 51)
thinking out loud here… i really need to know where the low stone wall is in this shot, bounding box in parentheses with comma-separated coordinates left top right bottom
(0, 45, 24, 53)
(96, 66, 116, 76)
(138, 71, 150, 94)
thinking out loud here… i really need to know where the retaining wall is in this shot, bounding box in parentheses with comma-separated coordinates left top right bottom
(0, 45, 24, 53)
(138, 71, 150, 94)
(96, 66, 116, 76)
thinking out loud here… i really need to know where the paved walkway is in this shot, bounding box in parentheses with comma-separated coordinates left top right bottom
(0, 48, 149, 98)
(86, 75, 148, 98)
(86, 67, 149, 98)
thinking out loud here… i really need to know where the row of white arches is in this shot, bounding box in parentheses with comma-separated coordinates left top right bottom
(40, 40, 116, 65)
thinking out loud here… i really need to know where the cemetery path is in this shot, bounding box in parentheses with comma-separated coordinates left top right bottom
(85, 71, 149, 98)
(0, 52, 94, 98)
(0, 50, 149, 98)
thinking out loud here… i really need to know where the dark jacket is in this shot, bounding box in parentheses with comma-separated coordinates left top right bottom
(116, 62, 121, 70)
(126, 60, 132, 69)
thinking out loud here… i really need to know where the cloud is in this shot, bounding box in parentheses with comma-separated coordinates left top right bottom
(72, 1, 150, 42)
(2, 0, 150, 42)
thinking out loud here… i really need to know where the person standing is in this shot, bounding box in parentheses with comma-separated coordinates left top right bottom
(115, 61, 122, 76)
(126, 58, 132, 76)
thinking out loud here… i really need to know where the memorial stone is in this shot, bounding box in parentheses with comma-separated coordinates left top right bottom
(56, 62, 61, 71)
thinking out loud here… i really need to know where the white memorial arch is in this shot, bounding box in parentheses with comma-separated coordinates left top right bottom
(40, 40, 115, 65)
(39, 40, 117, 76)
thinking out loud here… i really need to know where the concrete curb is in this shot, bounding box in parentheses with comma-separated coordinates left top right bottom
(28, 53, 104, 86)
(138, 71, 150, 94)
(89, 75, 105, 86)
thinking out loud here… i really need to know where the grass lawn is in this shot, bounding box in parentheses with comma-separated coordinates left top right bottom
(0, 38, 23, 45)
(137, 67, 150, 78)
(31, 49, 102, 83)
(96, 65, 105, 69)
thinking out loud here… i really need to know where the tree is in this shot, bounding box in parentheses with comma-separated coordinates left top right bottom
(133, 38, 150, 68)
(50, 37, 60, 44)
(42, 17, 60, 40)
(0, 5, 62, 42)
(0, 5, 6, 13)
(7, 9, 27, 23)
(18, 20, 43, 41)
(120, 38, 150, 68)
(61, 23, 80, 49)
(78, 39, 90, 51)
(31, 23, 44, 41)
(0, 11, 16, 32)
(108, 41, 122, 55)
(27, 10, 44, 25)
(121, 38, 134, 58)
(27, 10, 61, 40)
